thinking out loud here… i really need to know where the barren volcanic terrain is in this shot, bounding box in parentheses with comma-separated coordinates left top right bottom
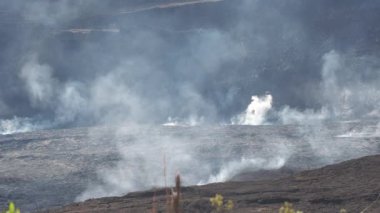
(1, 121, 380, 212)
(42, 154, 380, 213)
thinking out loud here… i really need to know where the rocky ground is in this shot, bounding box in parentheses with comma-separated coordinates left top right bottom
(1, 122, 379, 212)
(42, 154, 380, 213)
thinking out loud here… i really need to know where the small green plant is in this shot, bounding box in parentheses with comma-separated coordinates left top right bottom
(2, 202, 20, 213)
(210, 193, 234, 212)
(279, 202, 302, 213)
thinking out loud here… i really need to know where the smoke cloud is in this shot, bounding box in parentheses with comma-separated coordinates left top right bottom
(1, 0, 380, 131)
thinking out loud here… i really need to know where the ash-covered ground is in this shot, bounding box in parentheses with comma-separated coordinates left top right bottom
(1, 121, 379, 212)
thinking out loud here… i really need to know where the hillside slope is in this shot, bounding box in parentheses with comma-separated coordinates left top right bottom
(42, 154, 380, 212)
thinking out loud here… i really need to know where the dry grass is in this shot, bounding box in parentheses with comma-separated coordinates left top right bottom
(167, 174, 181, 213)
(151, 154, 181, 213)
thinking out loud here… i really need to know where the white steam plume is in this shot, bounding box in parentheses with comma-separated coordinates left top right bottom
(336, 122, 380, 138)
(203, 156, 286, 183)
(76, 134, 210, 201)
(277, 107, 329, 125)
(55, 82, 87, 124)
(76, 127, 292, 201)
(319, 50, 380, 120)
(272, 50, 380, 125)
(19, 55, 56, 108)
(17, 56, 86, 129)
(0, 117, 42, 135)
(272, 51, 349, 125)
(232, 94, 273, 125)
(16, 55, 154, 129)
(162, 116, 204, 126)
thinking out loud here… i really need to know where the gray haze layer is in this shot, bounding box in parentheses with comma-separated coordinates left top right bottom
(1, 122, 380, 212)
(0, 0, 380, 129)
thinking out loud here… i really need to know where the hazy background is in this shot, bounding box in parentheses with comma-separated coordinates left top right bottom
(0, 0, 379, 132)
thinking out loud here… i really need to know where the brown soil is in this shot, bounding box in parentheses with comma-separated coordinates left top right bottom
(41, 154, 380, 213)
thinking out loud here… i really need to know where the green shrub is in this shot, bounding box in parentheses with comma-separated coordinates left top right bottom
(210, 193, 234, 212)
(2, 202, 20, 213)
(279, 202, 302, 213)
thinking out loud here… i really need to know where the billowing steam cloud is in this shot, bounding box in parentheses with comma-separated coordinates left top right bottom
(19, 56, 56, 108)
(17, 55, 87, 127)
(284, 50, 380, 123)
(232, 94, 273, 125)
(204, 156, 286, 183)
(77, 127, 293, 201)
(0, 117, 41, 135)
(237, 50, 380, 126)
(1, 0, 380, 132)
